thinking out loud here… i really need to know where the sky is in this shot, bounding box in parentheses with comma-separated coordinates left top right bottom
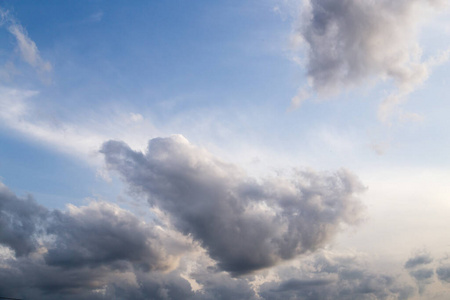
(0, 0, 450, 299)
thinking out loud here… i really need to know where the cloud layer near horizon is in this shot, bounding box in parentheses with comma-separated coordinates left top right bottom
(0, 134, 371, 299)
(1, 139, 450, 298)
(4, 180, 447, 300)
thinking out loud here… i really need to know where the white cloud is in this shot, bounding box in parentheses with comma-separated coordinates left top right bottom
(293, 0, 450, 122)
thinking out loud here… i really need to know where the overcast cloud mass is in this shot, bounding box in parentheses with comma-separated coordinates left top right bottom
(3, 179, 446, 299)
(0, 0, 449, 299)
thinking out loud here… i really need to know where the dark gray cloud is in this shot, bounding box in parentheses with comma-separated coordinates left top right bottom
(0, 259, 196, 300)
(45, 202, 176, 272)
(408, 268, 434, 294)
(404, 253, 435, 294)
(192, 268, 258, 300)
(437, 265, 450, 283)
(0, 258, 108, 298)
(2, 181, 444, 300)
(259, 252, 415, 300)
(0, 182, 183, 299)
(0, 182, 48, 256)
(409, 268, 434, 281)
(0, 181, 259, 300)
(275, 278, 334, 292)
(101, 271, 196, 300)
(404, 253, 433, 269)
(0, 183, 177, 272)
(101, 135, 365, 275)
(0, 251, 257, 300)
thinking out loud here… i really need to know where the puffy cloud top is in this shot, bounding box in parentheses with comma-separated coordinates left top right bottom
(298, 0, 443, 95)
(45, 201, 176, 272)
(102, 135, 365, 275)
(0, 182, 48, 256)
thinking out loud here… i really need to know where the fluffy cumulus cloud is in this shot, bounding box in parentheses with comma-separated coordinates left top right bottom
(0, 182, 48, 256)
(0, 182, 184, 299)
(45, 202, 177, 272)
(2, 145, 450, 299)
(101, 135, 365, 275)
(3, 136, 449, 300)
(293, 0, 449, 120)
(0, 181, 415, 300)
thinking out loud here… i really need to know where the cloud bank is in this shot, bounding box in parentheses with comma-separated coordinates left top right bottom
(0, 181, 188, 299)
(0, 181, 420, 300)
(2, 148, 449, 299)
(0, 134, 368, 299)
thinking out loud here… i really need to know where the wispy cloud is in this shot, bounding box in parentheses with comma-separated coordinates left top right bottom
(1, 166, 449, 299)
(8, 24, 52, 73)
(0, 87, 158, 167)
(87, 11, 104, 23)
(0, 182, 190, 299)
(0, 8, 51, 76)
(0, 178, 425, 299)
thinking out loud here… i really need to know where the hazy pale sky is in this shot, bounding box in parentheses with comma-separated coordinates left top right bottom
(0, 1, 450, 299)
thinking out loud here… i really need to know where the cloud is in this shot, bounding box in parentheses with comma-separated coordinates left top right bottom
(0, 8, 51, 75)
(0, 182, 188, 299)
(0, 87, 159, 167)
(101, 135, 365, 275)
(45, 201, 178, 272)
(408, 268, 435, 294)
(404, 252, 433, 269)
(259, 251, 415, 300)
(0, 87, 105, 163)
(437, 265, 450, 283)
(0, 182, 48, 256)
(3, 180, 450, 299)
(8, 24, 52, 73)
(409, 268, 434, 281)
(293, 0, 449, 120)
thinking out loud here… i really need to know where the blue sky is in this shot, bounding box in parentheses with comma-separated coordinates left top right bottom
(1, 1, 450, 299)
